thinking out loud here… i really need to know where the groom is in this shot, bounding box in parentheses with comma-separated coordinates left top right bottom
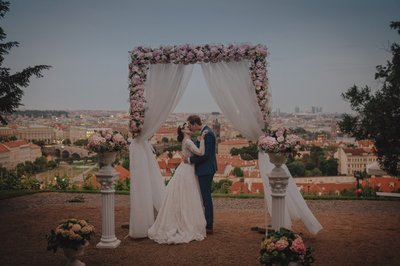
(185, 114, 217, 234)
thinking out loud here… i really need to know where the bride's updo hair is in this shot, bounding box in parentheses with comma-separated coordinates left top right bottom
(177, 123, 187, 142)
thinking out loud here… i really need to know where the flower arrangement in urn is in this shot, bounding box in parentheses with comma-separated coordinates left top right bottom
(46, 218, 95, 253)
(87, 129, 127, 153)
(258, 127, 301, 156)
(259, 228, 314, 266)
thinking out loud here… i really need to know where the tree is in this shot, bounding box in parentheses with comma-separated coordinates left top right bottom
(287, 160, 306, 177)
(0, 1, 51, 125)
(62, 139, 71, 145)
(338, 21, 400, 176)
(232, 167, 244, 177)
(74, 139, 88, 147)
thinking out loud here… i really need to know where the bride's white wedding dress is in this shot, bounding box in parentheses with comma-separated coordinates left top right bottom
(148, 137, 206, 244)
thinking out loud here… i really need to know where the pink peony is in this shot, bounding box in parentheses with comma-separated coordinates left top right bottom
(275, 238, 289, 250)
(290, 236, 306, 254)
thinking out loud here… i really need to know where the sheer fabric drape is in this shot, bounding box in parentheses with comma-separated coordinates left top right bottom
(129, 63, 193, 238)
(201, 61, 322, 234)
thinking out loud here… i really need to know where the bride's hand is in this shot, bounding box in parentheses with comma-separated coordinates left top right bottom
(200, 130, 208, 140)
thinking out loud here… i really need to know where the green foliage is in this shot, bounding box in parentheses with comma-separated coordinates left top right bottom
(62, 139, 71, 145)
(73, 139, 88, 147)
(230, 143, 258, 160)
(338, 21, 400, 176)
(20, 176, 40, 190)
(47, 160, 58, 169)
(287, 160, 306, 177)
(31, 139, 46, 147)
(0, 169, 20, 189)
(0, 1, 51, 125)
(50, 175, 70, 190)
(295, 146, 338, 177)
(161, 137, 169, 143)
(212, 179, 232, 194)
(232, 166, 244, 177)
(115, 178, 130, 191)
(165, 144, 181, 152)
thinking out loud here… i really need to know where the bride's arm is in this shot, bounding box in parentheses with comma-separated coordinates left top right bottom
(186, 139, 205, 156)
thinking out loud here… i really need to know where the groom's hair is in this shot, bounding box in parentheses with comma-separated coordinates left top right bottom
(187, 115, 202, 126)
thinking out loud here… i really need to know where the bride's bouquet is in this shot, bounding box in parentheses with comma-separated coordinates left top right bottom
(87, 129, 127, 153)
(258, 127, 301, 156)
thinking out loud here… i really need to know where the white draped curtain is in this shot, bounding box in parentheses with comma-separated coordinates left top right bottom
(201, 61, 322, 234)
(129, 63, 193, 238)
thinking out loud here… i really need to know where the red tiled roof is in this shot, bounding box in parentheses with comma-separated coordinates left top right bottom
(168, 158, 182, 164)
(250, 183, 264, 193)
(29, 143, 40, 149)
(357, 140, 374, 147)
(156, 127, 176, 134)
(229, 182, 250, 194)
(2, 140, 29, 148)
(243, 171, 260, 178)
(219, 139, 249, 145)
(343, 148, 372, 155)
(0, 144, 10, 153)
(158, 161, 167, 169)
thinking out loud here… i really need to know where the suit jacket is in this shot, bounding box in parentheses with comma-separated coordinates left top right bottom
(189, 125, 217, 176)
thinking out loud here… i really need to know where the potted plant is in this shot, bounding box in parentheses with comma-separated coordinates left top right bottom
(47, 218, 95, 266)
(87, 129, 127, 153)
(258, 127, 301, 154)
(87, 129, 127, 168)
(259, 228, 314, 266)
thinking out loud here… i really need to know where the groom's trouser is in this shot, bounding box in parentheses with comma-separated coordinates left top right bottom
(198, 174, 214, 229)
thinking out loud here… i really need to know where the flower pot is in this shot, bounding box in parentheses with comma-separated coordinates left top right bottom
(267, 152, 288, 167)
(98, 151, 117, 168)
(63, 241, 89, 266)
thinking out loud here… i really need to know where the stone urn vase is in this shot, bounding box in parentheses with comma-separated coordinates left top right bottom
(98, 151, 117, 171)
(268, 152, 289, 168)
(63, 241, 89, 266)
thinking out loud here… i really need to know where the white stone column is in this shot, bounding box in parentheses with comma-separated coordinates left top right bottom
(268, 153, 289, 232)
(96, 153, 121, 249)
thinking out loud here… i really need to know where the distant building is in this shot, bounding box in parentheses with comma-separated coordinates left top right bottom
(217, 139, 249, 155)
(0, 140, 42, 169)
(334, 147, 377, 175)
(0, 125, 56, 144)
(153, 127, 177, 143)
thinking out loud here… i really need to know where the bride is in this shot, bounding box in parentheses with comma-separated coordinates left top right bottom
(148, 123, 208, 244)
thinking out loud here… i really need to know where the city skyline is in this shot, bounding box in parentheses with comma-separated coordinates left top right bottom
(3, 0, 399, 113)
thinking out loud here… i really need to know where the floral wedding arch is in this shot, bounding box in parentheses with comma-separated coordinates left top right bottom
(129, 44, 270, 136)
(127, 43, 322, 238)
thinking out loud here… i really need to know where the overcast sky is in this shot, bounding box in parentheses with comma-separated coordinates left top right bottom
(3, 0, 399, 113)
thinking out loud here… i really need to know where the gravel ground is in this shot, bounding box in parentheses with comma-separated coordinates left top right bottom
(0, 192, 399, 266)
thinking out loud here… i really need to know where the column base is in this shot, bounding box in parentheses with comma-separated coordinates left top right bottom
(96, 239, 121, 249)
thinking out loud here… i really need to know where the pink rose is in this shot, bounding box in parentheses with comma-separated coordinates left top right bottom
(275, 238, 289, 250)
(290, 236, 306, 254)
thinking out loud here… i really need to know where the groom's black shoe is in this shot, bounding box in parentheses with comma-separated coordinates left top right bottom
(206, 228, 213, 235)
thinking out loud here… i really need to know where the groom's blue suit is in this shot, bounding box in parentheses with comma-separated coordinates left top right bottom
(190, 125, 217, 230)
